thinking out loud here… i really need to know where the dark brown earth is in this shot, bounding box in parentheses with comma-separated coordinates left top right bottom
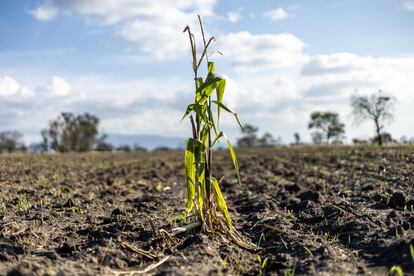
(1, 146, 414, 275)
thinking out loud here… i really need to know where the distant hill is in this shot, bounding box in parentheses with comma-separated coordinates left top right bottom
(107, 133, 186, 150)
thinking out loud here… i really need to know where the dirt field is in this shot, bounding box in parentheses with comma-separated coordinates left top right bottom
(0, 146, 414, 275)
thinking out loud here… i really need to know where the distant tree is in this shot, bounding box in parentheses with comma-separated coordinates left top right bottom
(293, 132, 301, 145)
(258, 132, 278, 147)
(351, 90, 394, 146)
(308, 111, 346, 144)
(116, 144, 131, 152)
(133, 143, 147, 152)
(43, 112, 100, 152)
(352, 138, 369, 145)
(40, 129, 49, 152)
(95, 134, 114, 152)
(237, 124, 259, 148)
(311, 132, 324, 145)
(0, 131, 25, 153)
(237, 124, 281, 148)
(399, 136, 408, 144)
(153, 146, 171, 152)
(28, 142, 44, 153)
(370, 132, 396, 145)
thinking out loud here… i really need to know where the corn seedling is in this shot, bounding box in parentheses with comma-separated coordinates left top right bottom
(389, 265, 403, 276)
(0, 198, 6, 211)
(69, 206, 78, 215)
(303, 245, 314, 257)
(17, 196, 32, 212)
(223, 256, 228, 268)
(409, 244, 414, 263)
(353, 250, 359, 258)
(181, 16, 243, 234)
(285, 267, 295, 276)
(257, 256, 268, 276)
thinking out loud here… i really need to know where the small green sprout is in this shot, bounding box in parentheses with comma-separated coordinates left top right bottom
(353, 250, 359, 258)
(303, 245, 313, 257)
(155, 182, 165, 192)
(36, 175, 49, 186)
(223, 256, 228, 268)
(52, 186, 62, 197)
(257, 256, 268, 276)
(389, 265, 403, 276)
(409, 244, 414, 263)
(285, 267, 295, 276)
(0, 198, 6, 211)
(44, 265, 55, 276)
(17, 197, 32, 212)
(69, 206, 78, 215)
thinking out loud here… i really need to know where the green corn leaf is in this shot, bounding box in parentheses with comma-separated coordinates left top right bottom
(196, 77, 203, 89)
(224, 134, 241, 185)
(207, 105, 218, 136)
(208, 62, 215, 73)
(196, 139, 206, 218)
(200, 125, 209, 146)
(212, 177, 232, 231)
(197, 178, 204, 218)
(181, 103, 209, 126)
(193, 104, 209, 126)
(216, 79, 226, 127)
(180, 104, 195, 123)
(211, 100, 243, 130)
(196, 73, 225, 104)
(212, 131, 223, 147)
(184, 138, 196, 211)
(197, 160, 205, 218)
(193, 139, 206, 217)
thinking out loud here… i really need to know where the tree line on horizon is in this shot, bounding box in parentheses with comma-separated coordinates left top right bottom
(0, 90, 412, 153)
(234, 90, 410, 148)
(0, 112, 148, 153)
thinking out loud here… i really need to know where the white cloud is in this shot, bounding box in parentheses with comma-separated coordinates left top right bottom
(30, 0, 216, 59)
(210, 38, 414, 142)
(29, 3, 58, 21)
(11, 2, 414, 142)
(227, 11, 241, 23)
(3, 50, 414, 144)
(264, 8, 289, 21)
(403, 1, 414, 11)
(0, 75, 34, 97)
(37, 76, 71, 97)
(216, 32, 307, 69)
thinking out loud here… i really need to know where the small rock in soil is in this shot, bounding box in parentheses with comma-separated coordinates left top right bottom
(298, 191, 320, 203)
(388, 192, 406, 208)
(372, 193, 387, 203)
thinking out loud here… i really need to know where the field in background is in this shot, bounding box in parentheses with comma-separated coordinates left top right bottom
(0, 146, 413, 275)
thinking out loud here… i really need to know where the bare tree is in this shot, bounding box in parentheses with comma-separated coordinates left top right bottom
(0, 131, 25, 152)
(237, 124, 259, 148)
(293, 132, 301, 145)
(237, 124, 280, 148)
(351, 90, 394, 146)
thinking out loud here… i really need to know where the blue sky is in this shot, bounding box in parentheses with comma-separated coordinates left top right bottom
(1, 0, 414, 145)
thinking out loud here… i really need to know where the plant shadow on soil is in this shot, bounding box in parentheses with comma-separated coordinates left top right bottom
(0, 146, 414, 275)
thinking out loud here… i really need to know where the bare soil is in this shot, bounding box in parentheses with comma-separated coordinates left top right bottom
(1, 146, 414, 275)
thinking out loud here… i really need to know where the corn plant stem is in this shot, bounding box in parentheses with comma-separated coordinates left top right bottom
(198, 15, 213, 210)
